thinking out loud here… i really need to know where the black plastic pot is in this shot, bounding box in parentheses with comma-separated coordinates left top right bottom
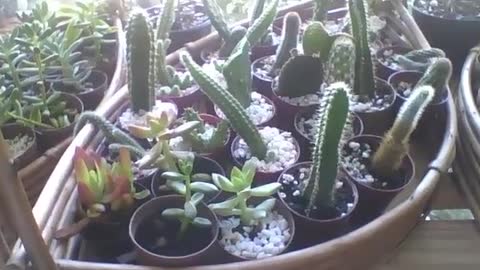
(1, 123, 39, 170)
(376, 46, 412, 81)
(52, 70, 108, 110)
(412, 0, 480, 70)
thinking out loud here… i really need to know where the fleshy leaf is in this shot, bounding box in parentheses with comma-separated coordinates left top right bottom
(212, 173, 236, 192)
(208, 197, 239, 210)
(166, 180, 186, 195)
(191, 182, 219, 194)
(162, 171, 186, 182)
(184, 201, 197, 219)
(250, 183, 281, 197)
(192, 217, 212, 228)
(191, 192, 205, 205)
(211, 207, 242, 216)
(255, 198, 276, 212)
(162, 208, 185, 219)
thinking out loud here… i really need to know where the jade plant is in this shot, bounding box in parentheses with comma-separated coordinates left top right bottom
(161, 153, 214, 240)
(269, 12, 301, 76)
(209, 158, 281, 225)
(302, 82, 351, 214)
(74, 146, 150, 218)
(372, 85, 435, 178)
(415, 57, 452, 101)
(180, 52, 267, 159)
(176, 108, 230, 153)
(202, 0, 247, 57)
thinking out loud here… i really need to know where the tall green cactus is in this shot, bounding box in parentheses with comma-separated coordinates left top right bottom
(156, 39, 172, 86)
(348, 0, 376, 98)
(372, 86, 434, 178)
(249, 0, 266, 26)
(243, 0, 279, 48)
(180, 52, 267, 159)
(303, 82, 351, 213)
(324, 35, 356, 89)
(218, 26, 248, 57)
(222, 38, 252, 108)
(74, 112, 146, 154)
(302, 21, 333, 59)
(202, 0, 231, 43)
(312, 0, 329, 22)
(126, 10, 155, 113)
(271, 12, 301, 73)
(415, 57, 452, 101)
(396, 48, 446, 72)
(156, 0, 177, 40)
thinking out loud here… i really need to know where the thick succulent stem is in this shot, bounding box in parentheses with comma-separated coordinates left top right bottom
(372, 86, 434, 178)
(202, 0, 231, 42)
(74, 112, 146, 153)
(303, 82, 351, 214)
(271, 12, 301, 73)
(126, 10, 155, 113)
(249, 0, 266, 26)
(156, 0, 177, 40)
(180, 52, 267, 159)
(244, 0, 279, 48)
(218, 26, 247, 57)
(223, 38, 252, 108)
(349, 0, 376, 98)
(324, 35, 356, 89)
(415, 58, 452, 101)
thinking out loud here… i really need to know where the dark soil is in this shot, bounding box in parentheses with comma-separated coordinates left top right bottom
(135, 215, 212, 256)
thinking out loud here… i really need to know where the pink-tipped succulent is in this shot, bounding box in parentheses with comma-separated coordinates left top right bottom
(74, 147, 150, 218)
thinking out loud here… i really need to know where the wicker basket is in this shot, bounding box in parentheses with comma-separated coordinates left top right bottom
(3, 1, 458, 270)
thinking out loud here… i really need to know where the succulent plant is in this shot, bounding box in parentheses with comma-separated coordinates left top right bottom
(324, 35, 356, 89)
(348, 0, 376, 98)
(209, 159, 281, 225)
(74, 146, 150, 218)
(178, 108, 230, 153)
(270, 12, 301, 74)
(302, 21, 334, 59)
(372, 85, 434, 178)
(156, 0, 177, 41)
(222, 38, 252, 108)
(302, 82, 351, 214)
(180, 52, 267, 159)
(0, 29, 32, 92)
(126, 10, 155, 113)
(415, 57, 452, 101)
(161, 153, 214, 240)
(218, 26, 248, 58)
(249, 0, 266, 26)
(244, 0, 279, 47)
(395, 48, 446, 72)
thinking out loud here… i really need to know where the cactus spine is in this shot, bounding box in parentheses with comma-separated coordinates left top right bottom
(181, 52, 267, 159)
(302, 21, 333, 59)
(271, 12, 301, 73)
(156, 0, 176, 40)
(348, 0, 376, 98)
(222, 38, 252, 108)
(415, 58, 452, 101)
(244, 0, 279, 48)
(74, 112, 146, 154)
(324, 35, 356, 89)
(303, 82, 351, 213)
(372, 86, 434, 178)
(126, 10, 155, 113)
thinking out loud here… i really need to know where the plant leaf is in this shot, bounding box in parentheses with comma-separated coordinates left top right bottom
(161, 171, 186, 182)
(250, 183, 281, 197)
(255, 198, 276, 212)
(166, 180, 186, 195)
(209, 197, 239, 210)
(162, 208, 184, 219)
(191, 182, 219, 194)
(212, 173, 236, 192)
(184, 201, 197, 219)
(191, 192, 205, 205)
(192, 217, 212, 228)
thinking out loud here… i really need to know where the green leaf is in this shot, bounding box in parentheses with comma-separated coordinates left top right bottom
(212, 173, 236, 192)
(162, 208, 184, 220)
(191, 182, 219, 194)
(192, 217, 212, 228)
(250, 183, 281, 197)
(184, 201, 197, 219)
(211, 207, 242, 216)
(191, 193, 204, 205)
(209, 197, 239, 210)
(191, 173, 213, 182)
(161, 171, 186, 182)
(166, 180, 186, 195)
(133, 189, 151, 200)
(255, 198, 276, 212)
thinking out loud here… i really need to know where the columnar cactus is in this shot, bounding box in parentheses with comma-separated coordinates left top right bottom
(244, 0, 279, 48)
(271, 12, 301, 73)
(126, 10, 155, 113)
(396, 48, 446, 72)
(249, 0, 266, 26)
(302, 21, 333, 59)
(312, 0, 329, 22)
(218, 26, 248, 57)
(222, 38, 252, 108)
(324, 35, 356, 89)
(202, 0, 231, 43)
(415, 57, 452, 101)
(156, 39, 172, 86)
(303, 82, 351, 213)
(348, 0, 376, 98)
(372, 86, 434, 178)
(74, 112, 146, 154)
(156, 0, 177, 40)
(180, 52, 267, 159)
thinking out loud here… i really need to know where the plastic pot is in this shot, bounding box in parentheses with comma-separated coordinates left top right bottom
(376, 46, 412, 80)
(1, 123, 39, 170)
(150, 155, 225, 202)
(342, 135, 414, 226)
(129, 195, 219, 267)
(277, 162, 358, 249)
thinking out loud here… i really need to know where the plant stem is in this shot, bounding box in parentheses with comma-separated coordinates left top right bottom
(177, 218, 189, 241)
(8, 113, 53, 129)
(33, 49, 47, 102)
(239, 199, 249, 224)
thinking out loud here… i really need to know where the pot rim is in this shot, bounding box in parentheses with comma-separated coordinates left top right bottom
(34, 92, 84, 132)
(412, 0, 480, 23)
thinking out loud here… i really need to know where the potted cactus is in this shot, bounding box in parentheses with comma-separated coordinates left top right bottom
(181, 51, 300, 183)
(342, 85, 434, 224)
(129, 154, 219, 267)
(208, 159, 295, 261)
(278, 82, 359, 248)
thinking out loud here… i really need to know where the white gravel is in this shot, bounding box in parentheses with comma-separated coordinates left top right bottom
(6, 135, 34, 159)
(219, 211, 291, 259)
(169, 123, 217, 151)
(233, 127, 297, 173)
(278, 93, 321, 106)
(118, 100, 178, 130)
(216, 92, 274, 126)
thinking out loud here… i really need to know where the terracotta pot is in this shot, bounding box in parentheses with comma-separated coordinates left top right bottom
(354, 78, 396, 136)
(52, 70, 108, 111)
(342, 135, 414, 226)
(129, 195, 219, 267)
(376, 46, 412, 80)
(252, 55, 275, 98)
(146, 4, 211, 53)
(230, 127, 301, 184)
(150, 155, 225, 203)
(277, 162, 358, 249)
(35, 93, 84, 150)
(216, 197, 296, 262)
(1, 123, 39, 170)
(213, 92, 277, 129)
(294, 108, 364, 161)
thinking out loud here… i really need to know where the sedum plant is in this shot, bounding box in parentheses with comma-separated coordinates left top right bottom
(181, 52, 267, 159)
(372, 85, 434, 178)
(209, 159, 281, 225)
(74, 146, 150, 218)
(161, 153, 213, 240)
(302, 82, 351, 214)
(415, 57, 452, 101)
